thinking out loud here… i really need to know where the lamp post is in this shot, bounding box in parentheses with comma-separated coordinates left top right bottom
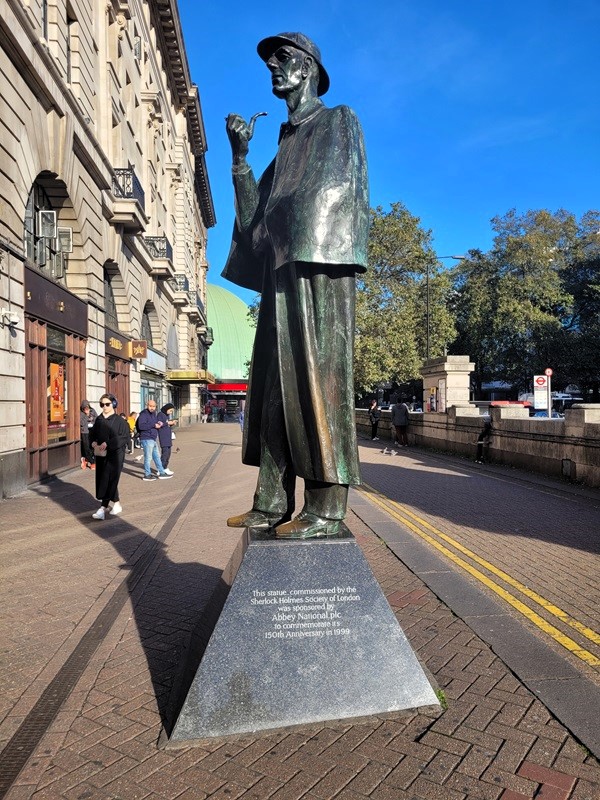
(425, 255, 465, 361)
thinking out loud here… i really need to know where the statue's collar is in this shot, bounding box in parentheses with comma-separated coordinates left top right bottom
(279, 99, 324, 141)
(287, 97, 324, 126)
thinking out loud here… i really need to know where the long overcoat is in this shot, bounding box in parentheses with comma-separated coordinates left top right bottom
(90, 413, 130, 501)
(222, 100, 369, 486)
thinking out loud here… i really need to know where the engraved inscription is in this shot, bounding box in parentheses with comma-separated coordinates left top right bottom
(250, 586, 361, 640)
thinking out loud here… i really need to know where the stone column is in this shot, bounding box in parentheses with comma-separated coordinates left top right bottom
(420, 355, 475, 412)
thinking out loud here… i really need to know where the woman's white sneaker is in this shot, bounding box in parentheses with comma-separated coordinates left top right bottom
(163, 468, 174, 475)
(110, 502, 123, 515)
(92, 507, 105, 520)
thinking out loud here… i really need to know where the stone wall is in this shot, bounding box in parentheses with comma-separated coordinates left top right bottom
(357, 404, 600, 488)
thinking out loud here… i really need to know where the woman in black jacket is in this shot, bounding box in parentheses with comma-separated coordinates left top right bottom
(157, 403, 176, 474)
(368, 399, 381, 441)
(89, 393, 131, 519)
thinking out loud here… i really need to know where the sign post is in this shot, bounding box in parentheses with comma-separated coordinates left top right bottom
(533, 375, 548, 410)
(545, 368, 553, 417)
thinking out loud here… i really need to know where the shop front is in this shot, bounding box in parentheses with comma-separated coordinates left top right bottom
(139, 347, 169, 411)
(207, 381, 248, 418)
(105, 327, 132, 411)
(25, 266, 87, 483)
(167, 370, 216, 425)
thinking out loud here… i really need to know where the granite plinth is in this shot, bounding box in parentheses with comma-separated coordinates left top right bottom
(169, 527, 438, 742)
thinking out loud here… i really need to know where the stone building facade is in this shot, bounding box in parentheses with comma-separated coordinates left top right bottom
(0, 0, 216, 497)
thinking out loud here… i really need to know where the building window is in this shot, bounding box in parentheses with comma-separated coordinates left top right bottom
(24, 183, 66, 285)
(141, 307, 153, 347)
(66, 13, 74, 84)
(42, 0, 48, 39)
(103, 271, 119, 330)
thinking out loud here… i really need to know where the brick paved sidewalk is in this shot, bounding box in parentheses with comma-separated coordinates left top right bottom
(0, 424, 599, 799)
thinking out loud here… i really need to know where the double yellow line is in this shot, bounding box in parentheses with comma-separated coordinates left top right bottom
(360, 483, 600, 667)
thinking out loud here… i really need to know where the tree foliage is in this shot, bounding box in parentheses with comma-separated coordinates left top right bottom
(354, 203, 456, 396)
(450, 208, 600, 396)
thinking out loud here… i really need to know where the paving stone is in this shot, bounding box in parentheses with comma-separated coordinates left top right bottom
(420, 750, 462, 782)
(343, 760, 391, 795)
(570, 778, 600, 799)
(2, 428, 600, 800)
(444, 772, 504, 799)
(481, 764, 538, 795)
(385, 756, 424, 789)
(420, 731, 471, 757)
(535, 784, 572, 800)
(517, 761, 577, 791)
(239, 774, 284, 800)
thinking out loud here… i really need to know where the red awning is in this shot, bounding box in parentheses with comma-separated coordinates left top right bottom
(207, 383, 247, 392)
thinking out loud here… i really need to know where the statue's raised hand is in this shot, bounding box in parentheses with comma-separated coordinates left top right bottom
(226, 112, 267, 160)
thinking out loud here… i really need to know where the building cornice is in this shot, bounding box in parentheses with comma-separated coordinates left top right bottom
(147, 0, 216, 228)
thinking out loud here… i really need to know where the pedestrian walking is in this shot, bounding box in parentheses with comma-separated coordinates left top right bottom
(369, 399, 381, 441)
(89, 394, 130, 519)
(79, 400, 97, 470)
(391, 397, 410, 446)
(475, 418, 493, 463)
(157, 403, 176, 475)
(127, 410, 139, 451)
(136, 399, 174, 481)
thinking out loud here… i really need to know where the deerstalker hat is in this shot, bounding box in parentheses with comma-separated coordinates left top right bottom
(257, 32, 330, 96)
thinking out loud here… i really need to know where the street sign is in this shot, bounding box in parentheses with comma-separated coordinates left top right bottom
(533, 375, 548, 410)
(533, 374, 552, 414)
(545, 368, 553, 377)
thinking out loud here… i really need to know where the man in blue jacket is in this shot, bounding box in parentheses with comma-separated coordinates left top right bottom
(136, 399, 173, 481)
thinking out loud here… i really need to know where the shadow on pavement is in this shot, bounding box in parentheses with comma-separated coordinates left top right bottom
(28, 475, 224, 735)
(359, 454, 600, 555)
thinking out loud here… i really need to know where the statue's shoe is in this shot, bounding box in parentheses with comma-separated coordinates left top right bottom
(226, 509, 287, 529)
(275, 513, 341, 539)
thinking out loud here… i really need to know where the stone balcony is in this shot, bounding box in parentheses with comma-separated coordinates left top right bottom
(108, 167, 148, 233)
(142, 235, 175, 279)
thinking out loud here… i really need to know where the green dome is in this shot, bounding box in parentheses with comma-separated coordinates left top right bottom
(206, 284, 254, 380)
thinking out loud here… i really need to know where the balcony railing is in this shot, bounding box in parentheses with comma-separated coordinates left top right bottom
(196, 292, 205, 316)
(172, 273, 189, 292)
(144, 235, 173, 261)
(198, 325, 214, 347)
(112, 167, 145, 210)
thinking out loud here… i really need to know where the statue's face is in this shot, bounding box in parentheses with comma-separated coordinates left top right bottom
(266, 45, 307, 97)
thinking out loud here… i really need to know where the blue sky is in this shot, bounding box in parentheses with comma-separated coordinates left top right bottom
(178, 1, 600, 305)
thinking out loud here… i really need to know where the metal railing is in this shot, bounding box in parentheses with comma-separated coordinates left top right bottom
(171, 273, 189, 292)
(144, 235, 173, 261)
(112, 167, 145, 210)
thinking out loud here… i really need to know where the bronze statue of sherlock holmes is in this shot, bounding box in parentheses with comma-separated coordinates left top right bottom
(223, 32, 369, 539)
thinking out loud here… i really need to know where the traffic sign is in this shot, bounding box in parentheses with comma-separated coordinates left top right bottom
(545, 368, 553, 377)
(534, 375, 547, 387)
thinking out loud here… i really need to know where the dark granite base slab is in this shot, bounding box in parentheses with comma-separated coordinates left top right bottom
(168, 527, 439, 742)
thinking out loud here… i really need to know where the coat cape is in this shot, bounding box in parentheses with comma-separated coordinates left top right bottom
(221, 102, 369, 485)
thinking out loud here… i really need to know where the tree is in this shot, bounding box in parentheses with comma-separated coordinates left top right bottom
(451, 208, 600, 396)
(354, 203, 456, 397)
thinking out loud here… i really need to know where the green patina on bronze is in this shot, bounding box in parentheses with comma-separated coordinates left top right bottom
(222, 32, 369, 537)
